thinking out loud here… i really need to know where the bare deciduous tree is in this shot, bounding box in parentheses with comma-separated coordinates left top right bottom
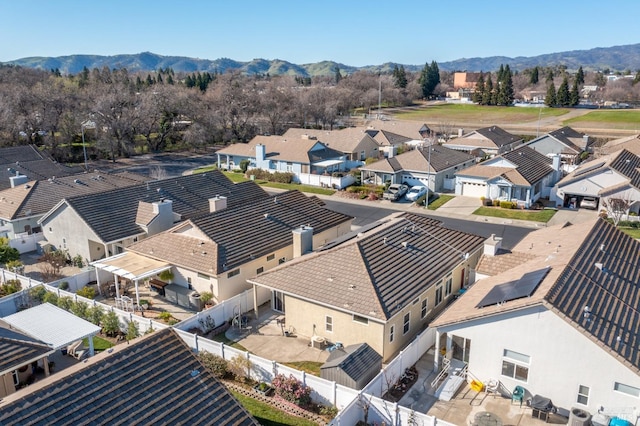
(601, 193, 634, 226)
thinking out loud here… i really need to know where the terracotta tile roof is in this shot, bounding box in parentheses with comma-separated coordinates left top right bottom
(218, 134, 344, 164)
(599, 134, 640, 156)
(432, 218, 640, 374)
(249, 212, 485, 320)
(0, 171, 148, 221)
(0, 145, 83, 191)
(59, 171, 269, 244)
(476, 249, 539, 276)
(0, 327, 54, 376)
(128, 190, 353, 274)
(0, 328, 258, 425)
(283, 127, 380, 152)
(455, 164, 514, 179)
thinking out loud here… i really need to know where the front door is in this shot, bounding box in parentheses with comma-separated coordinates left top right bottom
(272, 291, 285, 313)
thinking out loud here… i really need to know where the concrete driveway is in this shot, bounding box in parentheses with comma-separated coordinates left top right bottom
(432, 195, 481, 218)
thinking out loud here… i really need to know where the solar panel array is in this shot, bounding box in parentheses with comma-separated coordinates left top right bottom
(476, 267, 550, 308)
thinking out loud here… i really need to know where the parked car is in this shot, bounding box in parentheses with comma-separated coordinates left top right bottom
(405, 186, 428, 202)
(580, 197, 598, 210)
(382, 183, 409, 201)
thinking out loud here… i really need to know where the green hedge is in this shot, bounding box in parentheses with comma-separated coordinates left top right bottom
(500, 201, 517, 209)
(246, 170, 295, 184)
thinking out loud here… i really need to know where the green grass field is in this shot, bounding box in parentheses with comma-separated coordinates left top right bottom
(396, 104, 569, 123)
(619, 227, 640, 239)
(83, 336, 113, 352)
(564, 110, 640, 128)
(473, 207, 557, 223)
(230, 390, 319, 426)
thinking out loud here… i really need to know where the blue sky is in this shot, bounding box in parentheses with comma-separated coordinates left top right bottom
(2, 0, 639, 66)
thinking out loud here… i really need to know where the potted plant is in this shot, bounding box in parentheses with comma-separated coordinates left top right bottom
(200, 291, 213, 307)
(158, 269, 174, 283)
(253, 381, 274, 396)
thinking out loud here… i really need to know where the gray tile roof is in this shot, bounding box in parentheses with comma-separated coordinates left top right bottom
(361, 145, 474, 174)
(609, 149, 640, 189)
(548, 126, 589, 152)
(0, 171, 148, 221)
(0, 328, 258, 425)
(0, 327, 54, 376)
(500, 146, 554, 185)
(61, 171, 269, 243)
(0, 145, 83, 191)
(322, 343, 382, 381)
(249, 212, 485, 320)
(129, 190, 354, 274)
(545, 219, 640, 374)
(475, 126, 522, 147)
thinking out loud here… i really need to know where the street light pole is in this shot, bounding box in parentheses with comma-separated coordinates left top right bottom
(424, 139, 432, 209)
(81, 124, 88, 171)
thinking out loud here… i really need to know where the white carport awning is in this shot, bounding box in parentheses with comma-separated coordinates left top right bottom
(2, 303, 100, 350)
(91, 252, 171, 281)
(313, 159, 343, 167)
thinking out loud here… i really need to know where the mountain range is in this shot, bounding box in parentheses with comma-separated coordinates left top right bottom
(4, 43, 640, 76)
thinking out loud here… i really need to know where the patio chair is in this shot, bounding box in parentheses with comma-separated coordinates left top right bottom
(67, 340, 82, 357)
(512, 385, 525, 406)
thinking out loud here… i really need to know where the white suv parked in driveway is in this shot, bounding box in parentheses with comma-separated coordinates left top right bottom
(580, 197, 598, 210)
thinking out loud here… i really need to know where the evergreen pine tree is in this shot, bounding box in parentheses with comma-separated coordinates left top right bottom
(167, 74, 174, 85)
(472, 73, 485, 103)
(546, 69, 554, 83)
(397, 65, 407, 88)
(545, 82, 557, 107)
(569, 79, 580, 106)
(576, 66, 585, 85)
(556, 77, 570, 106)
(633, 71, 640, 85)
(419, 61, 440, 98)
(334, 66, 342, 84)
(499, 65, 514, 105)
(483, 76, 494, 105)
(530, 67, 539, 85)
(497, 64, 505, 83)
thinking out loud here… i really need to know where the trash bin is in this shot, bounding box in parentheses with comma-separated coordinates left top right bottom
(189, 292, 203, 311)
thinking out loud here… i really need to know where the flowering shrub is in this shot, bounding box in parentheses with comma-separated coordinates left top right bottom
(271, 374, 312, 407)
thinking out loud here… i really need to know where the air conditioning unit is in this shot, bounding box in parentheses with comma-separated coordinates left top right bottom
(569, 407, 591, 426)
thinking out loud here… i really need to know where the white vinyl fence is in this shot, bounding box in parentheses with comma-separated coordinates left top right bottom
(0, 269, 449, 425)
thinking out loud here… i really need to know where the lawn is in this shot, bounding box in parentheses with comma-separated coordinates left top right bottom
(473, 207, 557, 223)
(395, 104, 569, 123)
(619, 227, 640, 239)
(281, 361, 323, 376)
(83, 336, 114, 352)
(564, 110, 640, 125)
(230, 390, 319, 426)
(427, 194, 455, 210)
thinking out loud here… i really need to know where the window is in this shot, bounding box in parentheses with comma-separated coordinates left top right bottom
(266, 254, 275, 261)
(227, 269, 240, 278)
(325, 316, 333, 332)
(353, 314, 368, 325)
(614, 382, 640, 397)
(403, 312, 410, 334)
(63, 238, 67, 249)
(286, 162, 293, 172)
(577, 385, 589, 405)
(278, 257, 286, 264)
(256, 267, 264, 274)
(389, 325, 395, 343)
(412, 297, 420, 305)
(501, 349, 530, 382)
(421, 299, 429, 319)
(435, 286, 443, 306)
(360, 150, 366, 160)
(197, 272, 209, 279)
(12, 370, 19, 386)
(445, 276, 453, 296)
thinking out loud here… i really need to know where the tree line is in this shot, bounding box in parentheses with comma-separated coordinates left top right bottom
(0, 61, 637, 165)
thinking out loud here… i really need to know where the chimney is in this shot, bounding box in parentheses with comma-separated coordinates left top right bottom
(552, 154, 561, 171)
(582, 134, 590, 148)
(388, 146, 396, 158)
(209, 195, 227, 212)
(255, 143, 266, 161)
(149, 199, 174, 235)
(458, 128, 464, 137)
(484, 234, 502, 256)
(9, 175, 28, 188)
(292, 226, 313, 258)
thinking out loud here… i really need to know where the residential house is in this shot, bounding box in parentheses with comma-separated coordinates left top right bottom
(443, 126, 523, 158)
(364, 119, 432, 142)
(431, 218, 640, 418)
(551, 149, 640, 213)
(0, 171, 147, 243)
(525, 126, 592, 167)
(455, 145, 562, 207)
(247, 212, 485, 362)
(0, 328, 259, 425)
(595, 134, 640, 157)
(101, 190, 353, 304)
(359, 144, 475, 192)
(0, 145, 82, 191)
(216, 135, 353, 188)
(38, 170, 269, 263)
(282, 127, 381, 165)
(453, 72, 483, 90)
(0, 327, 55, 398)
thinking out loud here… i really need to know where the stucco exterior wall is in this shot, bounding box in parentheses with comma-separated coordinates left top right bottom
(41, 206, 102, 261)
(438, 306, 640, 415)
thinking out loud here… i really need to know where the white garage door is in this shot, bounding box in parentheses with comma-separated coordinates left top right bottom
(462, 182, 487, 198)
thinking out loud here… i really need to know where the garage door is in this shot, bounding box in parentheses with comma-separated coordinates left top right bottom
(462, 182, 487, 198)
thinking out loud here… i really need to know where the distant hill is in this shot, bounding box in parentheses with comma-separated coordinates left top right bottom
(4, 44, 640, 76)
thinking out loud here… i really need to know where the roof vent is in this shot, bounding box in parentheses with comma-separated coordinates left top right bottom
(383, 237, 387, 245)
(348, 284, 356, 290)
(264, 213, 269, 219)
(401, 242, 408, 248)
